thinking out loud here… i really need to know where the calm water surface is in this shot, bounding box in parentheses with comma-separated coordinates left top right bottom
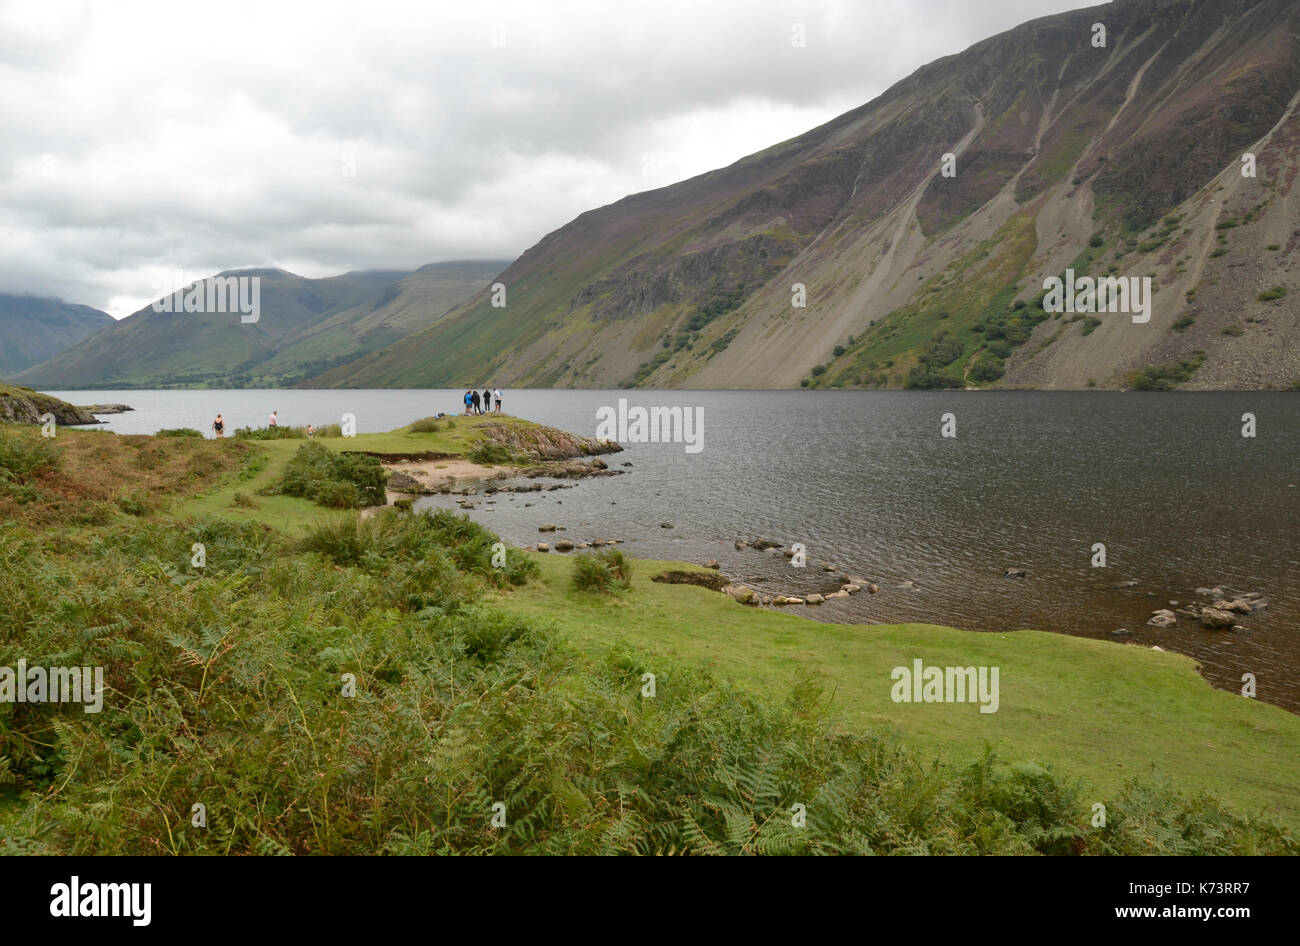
(52, 388, 1300, 711)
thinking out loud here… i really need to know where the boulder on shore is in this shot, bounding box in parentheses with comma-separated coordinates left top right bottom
(1200, 607, 1235, 629)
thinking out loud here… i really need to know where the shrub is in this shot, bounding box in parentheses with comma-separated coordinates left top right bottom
(468, 441, 516, 465)
(1171, 314, 1195, 333)
(832, 345, 846, 357)
(156, 427, 204, 438)
(270, 442, 387, 508)
(811, 365, 827, 377)
(0, 428, 61, 483)
(1258, 286, 1287, 302)
(968, 354, 1005, 383)
(1132, 353, 1206, 391)
(234, 425, 307, 440)
(1220, 324, 1244, 337)
(573, 548, 632, 593)
(408, 417, 443, 433)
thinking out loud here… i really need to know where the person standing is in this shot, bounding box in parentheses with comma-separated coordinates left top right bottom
(482, 388, 492, 415)
(471, 389, 482, 414)
(268, 410, 278, 427)
(212, 413, 225, 438)
(306, 423, 315, 438)
(494, 388, 503, 413)
(464, 390, 473, 414)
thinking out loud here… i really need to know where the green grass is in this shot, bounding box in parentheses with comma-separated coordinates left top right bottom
(490, 554, 1300, 829)
(5, 419, 1298, 852)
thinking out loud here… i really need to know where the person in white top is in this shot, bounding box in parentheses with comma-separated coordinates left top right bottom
(268, 410, 278, 427)
(494, 389, 503, 413)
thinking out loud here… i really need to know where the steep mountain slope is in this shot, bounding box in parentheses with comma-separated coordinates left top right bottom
(311, 0, 1300, 391)
(0, 295, 113, 375)
(15, 263, 501, 389)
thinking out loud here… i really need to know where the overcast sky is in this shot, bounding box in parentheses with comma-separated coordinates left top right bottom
(1, 0, 1087, 317)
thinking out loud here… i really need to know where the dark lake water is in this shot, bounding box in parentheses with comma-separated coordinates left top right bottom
(52, 388, 1300, 712)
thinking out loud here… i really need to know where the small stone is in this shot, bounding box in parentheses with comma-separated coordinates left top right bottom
(842, 583, 862, 593)
(806, 594, 825, 604)
(538, 523, 557, 532)
(536, 543, 549, 552)
(868, 583, 880, 594)
(660, 522, 673, 529)
(554, 540, 574, 552)
(1004, 568, 1027, 578)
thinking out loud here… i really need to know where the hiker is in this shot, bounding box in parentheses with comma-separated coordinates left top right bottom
(306, 423, 315, 438)
(482, 388, 492, 414)
(212, 413, 225, 438)
(494, 388, 503, 413)
(463, 390, 473, 414)
(472, 390, 482, 414)
(268, 410, 278, 427)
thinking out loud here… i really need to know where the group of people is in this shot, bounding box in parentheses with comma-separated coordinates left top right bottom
(211, 410, 313, 438)
(465, 388, 502, 414)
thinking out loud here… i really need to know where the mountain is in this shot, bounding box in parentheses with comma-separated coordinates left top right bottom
(16, 262, 504, 388)
(0, 295, 113, 376)
(310, 0, 1300, 391)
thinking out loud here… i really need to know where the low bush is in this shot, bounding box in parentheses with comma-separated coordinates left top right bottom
(268, 442, 387, 508)
(573, 548, 633, 593)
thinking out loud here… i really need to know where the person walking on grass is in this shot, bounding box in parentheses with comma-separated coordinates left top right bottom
(494, 388, 503, 413)
(212, 413, 225, 438)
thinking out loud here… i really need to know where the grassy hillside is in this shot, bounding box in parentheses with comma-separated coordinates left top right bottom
(0, 294, 113, 375)
(1, 419, 1296, 853)
(311, 0, 1300, 392)
(16, 263, 506, 390)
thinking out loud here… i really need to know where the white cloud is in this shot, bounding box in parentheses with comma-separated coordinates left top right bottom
(0, 0, 1085, 317)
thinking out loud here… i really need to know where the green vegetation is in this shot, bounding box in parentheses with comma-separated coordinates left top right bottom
(266, 441, 388, 509)
(1171, 314, 1196, 333)
(467, 441, 517, 465)
(156, 427, 204, 438)
(1221, 324, 1244, 337)
(2, 422, 1298, 853)
(1258, 286, 1287, 302)
(1131, 352, 1207, 391)
(572, 548, 633, 593)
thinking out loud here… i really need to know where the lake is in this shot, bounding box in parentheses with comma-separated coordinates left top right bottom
(50, 388, 1300, 712)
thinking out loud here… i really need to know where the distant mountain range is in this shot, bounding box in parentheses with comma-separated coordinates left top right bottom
(309, 0, 1300, 391)
(7, 0, 1299, 393)
(13, 261, 507, 389)
(0, 295, 113, 376)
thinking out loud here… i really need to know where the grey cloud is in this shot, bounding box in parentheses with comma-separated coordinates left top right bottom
(0, 0, 1084, 316)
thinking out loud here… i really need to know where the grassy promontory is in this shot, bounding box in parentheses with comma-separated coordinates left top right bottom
(1, 416, 1297, 853)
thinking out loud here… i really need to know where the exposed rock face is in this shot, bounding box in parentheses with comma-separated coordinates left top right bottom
(476, 421, 622, 460)
(0, 384, 100, 426)
(306, 0, 1300, 393)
